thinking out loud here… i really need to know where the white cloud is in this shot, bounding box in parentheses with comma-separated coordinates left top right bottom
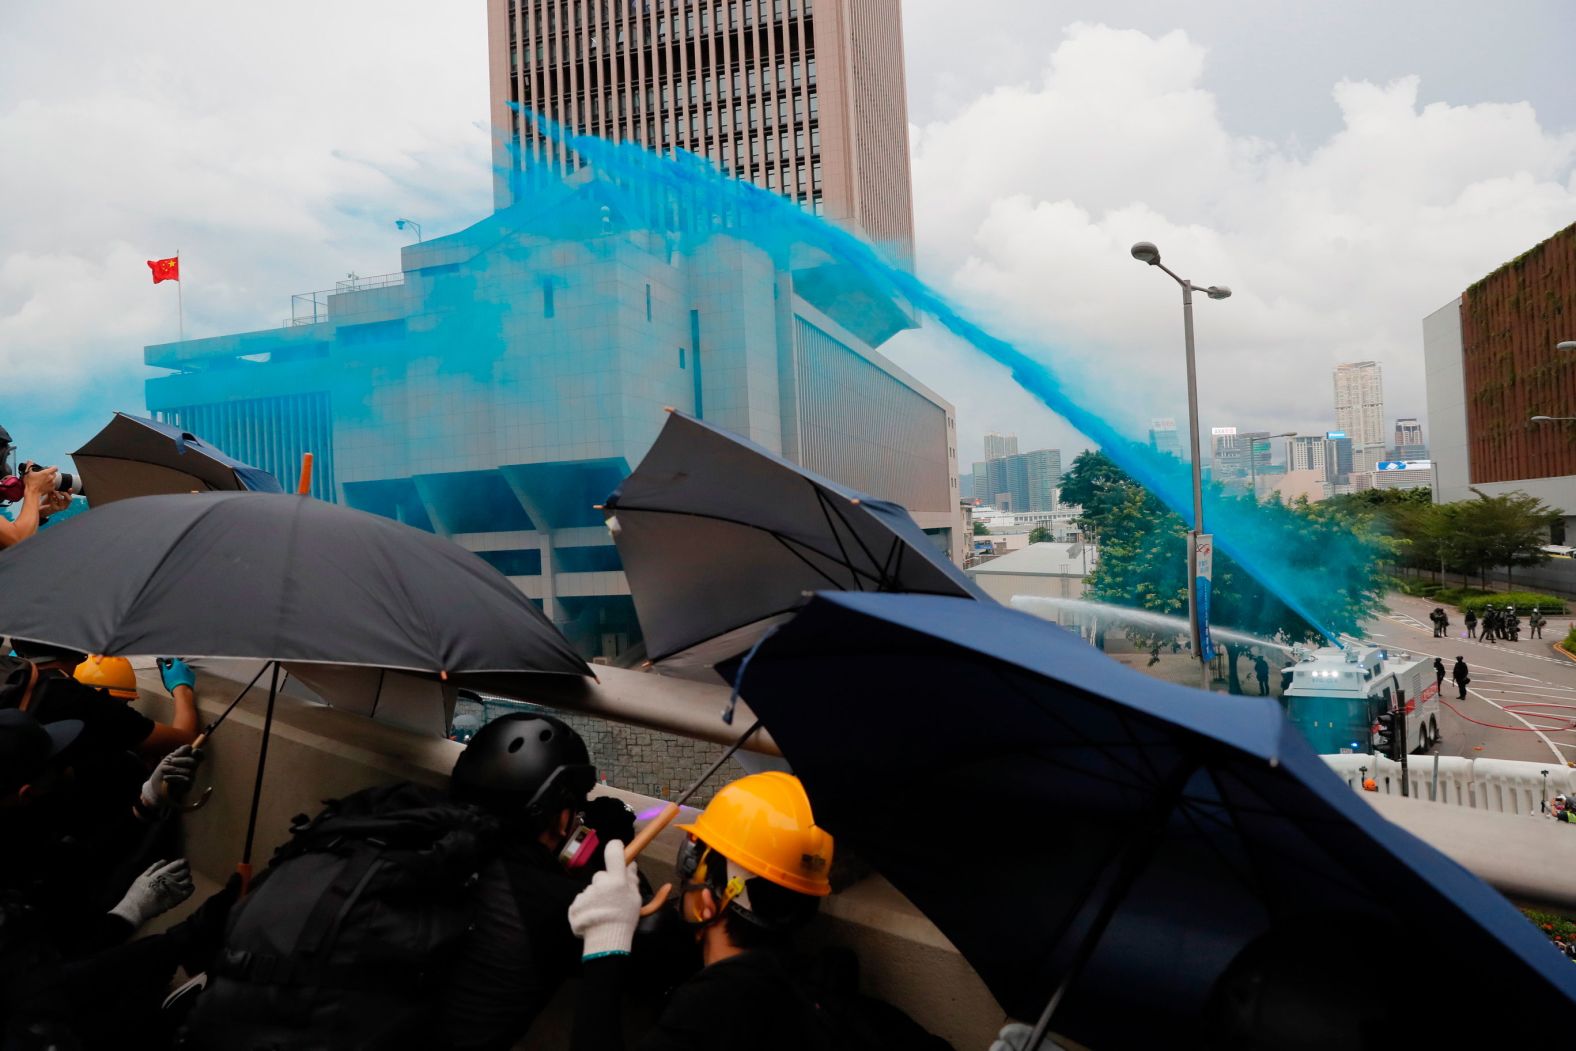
(890, 22, 1576, 466)
(0, 1, 490, 463)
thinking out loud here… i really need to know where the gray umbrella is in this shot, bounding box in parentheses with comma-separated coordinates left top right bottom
(0, 490, 590, 882)
(604, 410, 988, 669)
(72, 413, 284, 506)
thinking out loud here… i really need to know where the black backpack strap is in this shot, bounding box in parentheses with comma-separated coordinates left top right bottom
(296, 843, 386, 957)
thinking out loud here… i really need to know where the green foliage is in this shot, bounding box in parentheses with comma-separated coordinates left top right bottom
(1064, 450, 1392, 692)
(1028, 525, 1053, 544)
(972, 520, 990, 536)
(1565, 625, 1576, 651)
(1523, 908, 1576, 952)
(1456, 592, 1567, 615)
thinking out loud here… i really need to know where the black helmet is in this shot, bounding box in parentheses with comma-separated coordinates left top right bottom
(450, 712, 595, 824)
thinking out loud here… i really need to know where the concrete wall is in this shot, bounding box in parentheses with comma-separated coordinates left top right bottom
(1424, 296, 1472, 503)
(132, 665, 1006, 1049)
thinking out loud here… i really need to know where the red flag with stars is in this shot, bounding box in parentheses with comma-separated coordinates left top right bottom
(147, 256, 180, 284)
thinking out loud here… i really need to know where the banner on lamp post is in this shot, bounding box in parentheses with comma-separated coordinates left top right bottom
(1194, 533, 1215, 662)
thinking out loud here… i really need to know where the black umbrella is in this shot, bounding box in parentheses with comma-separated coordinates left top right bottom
(72, 412, 284, 506)
(0, 491, 590, 882)
(604, 410, 986, 668)
(732, 592, 1575, 1048)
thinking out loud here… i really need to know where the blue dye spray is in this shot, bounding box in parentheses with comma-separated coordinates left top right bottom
(506, 110, 1371, 642)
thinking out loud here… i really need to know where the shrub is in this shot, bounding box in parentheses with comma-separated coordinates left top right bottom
(1456, 592, 1568, 615)
(1524, 908, 1576, 947)
(1566, 625, 1576, 652)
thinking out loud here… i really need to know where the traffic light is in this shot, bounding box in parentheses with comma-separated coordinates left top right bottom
(1373, 710, 1401, 761)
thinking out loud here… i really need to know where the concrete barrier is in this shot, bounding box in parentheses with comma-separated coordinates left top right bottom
(129, 666, 1007, 1049)
(1321, 752, 1575, 817)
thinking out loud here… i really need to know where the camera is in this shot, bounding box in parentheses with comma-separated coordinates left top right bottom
(0, 461, 84, 504)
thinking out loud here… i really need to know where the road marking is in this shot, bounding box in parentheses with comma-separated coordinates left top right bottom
(1463, 686, 1570, 764)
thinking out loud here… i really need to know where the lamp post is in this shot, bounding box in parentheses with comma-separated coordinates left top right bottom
(1248, 431, 1297, 501)
(394, 218, 423, 242)
(1132, 241, 1231, 690)
(1557, 341, 1576, 352)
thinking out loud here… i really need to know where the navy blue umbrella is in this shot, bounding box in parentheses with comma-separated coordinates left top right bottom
(72, 412, 284, 506)
(734, 592, 1574, 1048)
(605, 410, 986, 669)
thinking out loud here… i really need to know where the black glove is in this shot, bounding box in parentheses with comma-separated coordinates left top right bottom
(581, 797, 636, 872)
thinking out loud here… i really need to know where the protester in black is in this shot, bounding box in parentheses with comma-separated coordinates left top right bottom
(1252, 655, 1270, 696)
(1453, 656, 1470, 700)
(1434, 658, 1446, 696)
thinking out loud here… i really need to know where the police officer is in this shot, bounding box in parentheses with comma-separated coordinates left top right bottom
(1481, 606, 1498, 644)
(1507, 606, 1521, 642)
(1464, 609, 1478, 640)
(1531, 606, 1547, 639)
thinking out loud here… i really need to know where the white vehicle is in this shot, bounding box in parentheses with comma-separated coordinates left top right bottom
(1280, 644, 1441, 756)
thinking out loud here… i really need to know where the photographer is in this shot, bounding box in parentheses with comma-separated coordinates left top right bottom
(0, 428, 72, 548)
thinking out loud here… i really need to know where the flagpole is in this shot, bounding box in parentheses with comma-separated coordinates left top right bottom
(176, 250, 184, 341)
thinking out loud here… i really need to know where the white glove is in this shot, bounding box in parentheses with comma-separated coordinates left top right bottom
(990, 1023, 1064, 1051)
(140, 744, 201, 809)
(567, 839, 641, 960)
(109, 858, 195, 929)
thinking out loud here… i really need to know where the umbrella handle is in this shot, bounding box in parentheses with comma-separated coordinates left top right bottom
(159, 730, 213, 811)
(236, 862, 253, 898)
(296, 453, 313, 496)
(625, 801, 681, 861)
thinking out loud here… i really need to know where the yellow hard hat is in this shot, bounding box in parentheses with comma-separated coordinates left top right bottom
(678, 771, 833, 897)
(74, 655, 138, 700)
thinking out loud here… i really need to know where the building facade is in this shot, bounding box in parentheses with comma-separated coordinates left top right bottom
(144, 198, 959, 660)
(488, 0, 916, 262)
(1333, 361, 1387, 474)
(1424, 220, 1576, 539)
(1148, 417, 1181, 459)
(1393, 418, 1426, 461)
(983, 431, 1018, 461)
(979, 448, 1060, 513)
(1286, 434, 1333, 479)
(1210, 428, 1271, 485)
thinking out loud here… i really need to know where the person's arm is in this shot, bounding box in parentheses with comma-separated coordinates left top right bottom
(0, 466, 56, 547)
(138, 659, 199, 760)
(568, 841, 645, 1051)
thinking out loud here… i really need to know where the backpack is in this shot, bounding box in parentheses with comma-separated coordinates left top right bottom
(182, 782, 499, 1051)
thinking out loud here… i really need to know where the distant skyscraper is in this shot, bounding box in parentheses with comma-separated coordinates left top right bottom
(1334, 361, 1386, 473)
(1211, 428, 1271, 484)
(1394, 417, 1426, 460)
(983, 432, 1019, 461)
(979, 448, 1059, 511)
(1287, 435, 1333, 480)
(488, 0, 916, 260)
(1148, 417, 1182, 459)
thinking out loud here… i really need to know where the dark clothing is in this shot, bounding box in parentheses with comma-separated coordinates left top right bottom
(1, 666, 155, 762)
(1465, 612, 1477, 639)
(1453, 659, 1469, 700)
(574, 950, 830, 1051)
(1252, 658, 1269, 696)
(1434, 659, 1446, 695)
(440, 842, 587, 1050)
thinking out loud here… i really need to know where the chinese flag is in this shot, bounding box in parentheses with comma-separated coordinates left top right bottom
(147, 256, 180, 284)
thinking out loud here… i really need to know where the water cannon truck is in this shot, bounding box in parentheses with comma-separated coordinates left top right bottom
(1280, 643, 1441, 756)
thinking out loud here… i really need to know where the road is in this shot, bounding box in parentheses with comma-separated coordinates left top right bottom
(1362, 593, 1576, 766)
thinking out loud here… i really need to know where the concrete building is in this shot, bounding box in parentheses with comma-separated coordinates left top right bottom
(1210, 428, 1271, 487)
(1286, 435, 1333, 480)
(983, 431, 1018, 461)
(144, 190, 959, 660)
(1370, 461, 1436, 494)
(1334, 361, 1387, 474)
(966, 542, 1096, 624)
(488, 0, 916, 262)
(1425, 221, 1576, 540)
(1148, 417, 1181, 459)
(980, 448, 1061, 513)
(1394, 417, 1427, 461)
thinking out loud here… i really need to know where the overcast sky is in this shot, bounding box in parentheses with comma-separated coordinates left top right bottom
(3, 1, 1574, 470)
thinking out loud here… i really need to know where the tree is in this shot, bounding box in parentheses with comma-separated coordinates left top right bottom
(1028, 526, 1053, 544)
(1072, 453, 1391, 693)
(972, 520, 990, 536)
(1451, 489, 1560, 588)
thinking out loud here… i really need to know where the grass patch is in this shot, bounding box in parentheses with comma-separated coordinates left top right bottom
(1525, 909, 1576, 955)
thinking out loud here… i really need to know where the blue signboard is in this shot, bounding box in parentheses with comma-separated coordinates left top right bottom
(1325, 431, 1347, 439)
(1197, 576, 1215, 662)
(1376, 461, 1406, 471)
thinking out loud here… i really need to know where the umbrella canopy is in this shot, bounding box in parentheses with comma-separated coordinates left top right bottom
(72, 413, 284, 506)
(733, 592, 1575, 1048)
(605, 411, 986, 668)
(0, 491, 590, 691)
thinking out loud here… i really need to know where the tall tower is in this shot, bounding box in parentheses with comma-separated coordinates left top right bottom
(983, 432, 1019, 460)
(1333, 361, 1386, 473)
(487, 0, 917, 262)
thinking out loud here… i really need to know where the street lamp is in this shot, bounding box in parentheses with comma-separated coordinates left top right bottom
(1531, 415, 1576, 423)
(1248, 431, 1297, 500)
(394, 218, 423, 242)
(1557, 341, 1576, 352)
(1131, 241, 1231, 690)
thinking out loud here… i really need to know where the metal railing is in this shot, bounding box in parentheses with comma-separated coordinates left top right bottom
(285, 272, 406, 327)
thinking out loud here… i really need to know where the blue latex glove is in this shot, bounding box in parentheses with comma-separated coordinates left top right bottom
(158, 657, 195, 693)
